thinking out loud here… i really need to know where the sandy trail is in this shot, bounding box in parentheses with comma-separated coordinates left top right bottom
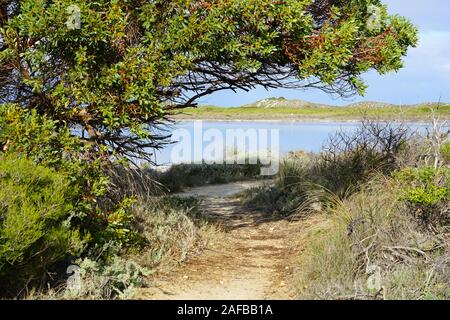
(139, 180, 305, 300)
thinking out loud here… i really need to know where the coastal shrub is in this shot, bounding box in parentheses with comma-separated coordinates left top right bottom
(0, 106, 149, 297)
(242, 121, 412, 215)
(154, 162, 263, 193)
(296, 176, 450, 300)
(318, 120, 410, 196)
(23, 194, 220, 299)
(130, 196, 222, 271)
(242, 152, 317, 215)
(0, 104, 146, 251)
(0, 156, 88, 296)
(394, 167, 449, 226)
(241, 184, 299, 214)
(64, 256, 148, 300)
(277, 154, 312, 188)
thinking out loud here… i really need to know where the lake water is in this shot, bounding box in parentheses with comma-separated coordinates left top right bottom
(151, 121, 435, 166)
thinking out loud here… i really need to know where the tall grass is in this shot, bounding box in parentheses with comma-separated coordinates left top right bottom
(296, 176, 449, 300)
(241, 119, 449, 299)
(242, 120, 417, 215)
(106, 164, 225, 272)
(130, 196, 223, 271)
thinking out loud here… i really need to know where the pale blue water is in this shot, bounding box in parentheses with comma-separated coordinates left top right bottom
(151, 121, 435, 165)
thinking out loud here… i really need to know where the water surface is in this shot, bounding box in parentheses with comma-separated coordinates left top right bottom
(151, 121, 435, 165)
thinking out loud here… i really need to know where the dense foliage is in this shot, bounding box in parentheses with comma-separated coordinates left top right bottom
(394, 167, 449, 226)
(0, 157, 87, 295)
(0, 0, 417, 160)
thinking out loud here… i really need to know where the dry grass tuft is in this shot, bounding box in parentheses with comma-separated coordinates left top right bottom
(295, 176, 449, 300)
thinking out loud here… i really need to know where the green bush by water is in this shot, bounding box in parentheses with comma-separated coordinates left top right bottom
(0, 157, 88, 296)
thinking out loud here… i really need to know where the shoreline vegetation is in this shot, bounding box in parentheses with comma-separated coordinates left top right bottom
(1, 117, 448, 299)
(2, 0, 447, 301)
(173, 98, 450, 122)
(142, 119, 449, 300)
(239, 120, 450, 299)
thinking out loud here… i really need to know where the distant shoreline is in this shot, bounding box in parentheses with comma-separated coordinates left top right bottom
(171, 100, 450, 123)
(172, 115, 442, 124)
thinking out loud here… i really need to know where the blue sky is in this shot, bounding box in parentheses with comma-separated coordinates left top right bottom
(202, 0, 450, 107)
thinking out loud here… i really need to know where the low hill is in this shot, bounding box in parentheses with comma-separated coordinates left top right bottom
(244, 97, 332, 109)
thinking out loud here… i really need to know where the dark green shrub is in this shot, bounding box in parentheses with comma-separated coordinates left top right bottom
(0, 104, 142, 250)
(0, 156, 88, 296)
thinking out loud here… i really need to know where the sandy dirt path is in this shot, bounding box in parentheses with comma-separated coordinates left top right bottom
(139, 180, 306, 300)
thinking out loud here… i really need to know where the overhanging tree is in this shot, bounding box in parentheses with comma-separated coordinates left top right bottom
(0, 0, 418, 162)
